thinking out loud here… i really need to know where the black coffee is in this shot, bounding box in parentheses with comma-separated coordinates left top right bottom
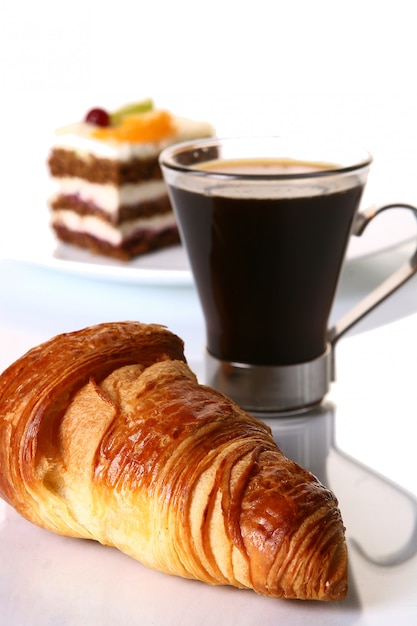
(168, 158, 365, 366)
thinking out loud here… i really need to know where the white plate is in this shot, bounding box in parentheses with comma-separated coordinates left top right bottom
(1, 205, 415, 285)
(1, 226, 191, 286)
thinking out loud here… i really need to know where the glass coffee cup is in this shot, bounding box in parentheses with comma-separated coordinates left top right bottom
(160, 137, 417, 414)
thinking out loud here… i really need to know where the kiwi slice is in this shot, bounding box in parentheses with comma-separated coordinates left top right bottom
(111, 98, 154, 125)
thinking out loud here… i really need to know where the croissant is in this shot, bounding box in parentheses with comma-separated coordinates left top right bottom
(0, 321, 347, 601)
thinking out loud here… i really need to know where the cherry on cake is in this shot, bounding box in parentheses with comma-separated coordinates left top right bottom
(47, 99, 214, 260)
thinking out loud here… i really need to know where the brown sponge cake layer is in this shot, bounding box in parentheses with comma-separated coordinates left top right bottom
(48, 148, 162, 185)
(50, 194, 173, 225)
(52, 223, 180, 261)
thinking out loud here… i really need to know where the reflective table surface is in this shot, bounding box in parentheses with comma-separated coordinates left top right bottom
(0, 238, 416, 625)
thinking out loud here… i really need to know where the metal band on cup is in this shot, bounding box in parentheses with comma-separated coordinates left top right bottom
(205, 344, 332, 415)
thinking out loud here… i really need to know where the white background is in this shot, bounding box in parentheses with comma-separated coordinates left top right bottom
(1, 5, 417, 624)
(1, 0, 417, 212)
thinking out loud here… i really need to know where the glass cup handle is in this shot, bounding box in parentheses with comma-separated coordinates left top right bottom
(328, 203, 417, 356)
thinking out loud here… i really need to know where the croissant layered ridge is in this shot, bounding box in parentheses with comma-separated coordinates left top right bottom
(0, 321, 348, 601)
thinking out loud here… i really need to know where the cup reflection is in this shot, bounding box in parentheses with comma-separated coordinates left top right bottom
(263, 402, 417, 567)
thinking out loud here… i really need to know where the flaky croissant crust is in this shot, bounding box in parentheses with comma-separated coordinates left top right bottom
(0, 322, 347, 601)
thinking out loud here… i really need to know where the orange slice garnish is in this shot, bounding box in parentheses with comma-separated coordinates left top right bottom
(92, 110, 174, 143)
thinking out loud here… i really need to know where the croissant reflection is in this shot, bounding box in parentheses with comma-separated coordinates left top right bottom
(0, 322, 347, 601)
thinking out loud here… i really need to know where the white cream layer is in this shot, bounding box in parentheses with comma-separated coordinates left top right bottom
(52, 116, 214, 161)
(52, 177, 167, 214)
(52, 209, 176, 246)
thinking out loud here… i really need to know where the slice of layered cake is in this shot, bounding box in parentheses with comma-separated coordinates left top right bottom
(47, 99, 214, 260)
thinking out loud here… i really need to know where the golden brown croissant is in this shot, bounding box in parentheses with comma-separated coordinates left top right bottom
(0, 321, 347, 601)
